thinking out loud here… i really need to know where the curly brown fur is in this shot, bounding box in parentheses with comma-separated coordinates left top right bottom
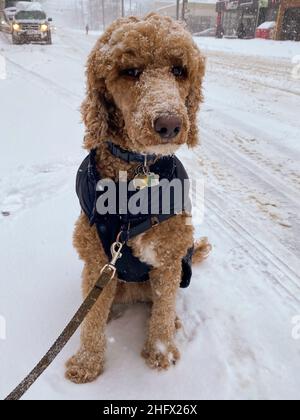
(66, 13, 210, 383)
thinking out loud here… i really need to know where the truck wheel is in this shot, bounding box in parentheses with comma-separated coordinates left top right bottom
(12, 35, 19, 45)
(46, 32, 52, 45)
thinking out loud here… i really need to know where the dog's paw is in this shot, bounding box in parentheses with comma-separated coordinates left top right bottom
(142, 341, 180, 370)
(65, 350, 104, 384)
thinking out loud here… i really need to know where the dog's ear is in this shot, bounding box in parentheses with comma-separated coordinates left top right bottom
(186, 51, 206, 148)
(81, 45, 110, 150)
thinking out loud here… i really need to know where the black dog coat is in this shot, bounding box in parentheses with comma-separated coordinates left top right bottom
(76, 148, 194, 288)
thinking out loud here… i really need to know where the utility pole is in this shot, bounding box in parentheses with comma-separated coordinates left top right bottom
(181, 0, 188, 21)
(274, 0, 285, 40)
(176, 0, 180, 20)
(102, 0, 105, 30)
(121, 0, 125, 17)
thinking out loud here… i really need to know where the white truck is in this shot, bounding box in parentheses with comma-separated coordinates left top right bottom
(0, 8, 13, 33)
(12, 2, 52, 44)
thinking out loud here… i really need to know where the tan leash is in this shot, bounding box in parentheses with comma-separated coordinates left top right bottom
(4, 241, 124, 401)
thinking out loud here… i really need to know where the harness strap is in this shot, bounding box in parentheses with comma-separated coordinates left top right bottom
(120, 213, 175, 242)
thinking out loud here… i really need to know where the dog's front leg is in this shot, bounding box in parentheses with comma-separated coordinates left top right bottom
(142, 261, 182, 370)
(65, 265, 117, 384)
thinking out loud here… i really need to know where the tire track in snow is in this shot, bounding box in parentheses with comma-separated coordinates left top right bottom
(3, 55, 82, 109)
(0, 160, 80, 221)
(189, 140, 300, 300)
(205, 194, 300, 308)
(199, 128, 300, 255)
(186, 133, 300, 307)
(205, 52, 300, 97)
(201, 111, 300, 197)
(202, 128, 300, 211)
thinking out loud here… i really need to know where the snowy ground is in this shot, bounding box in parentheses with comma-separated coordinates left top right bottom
(0, 28, 299, 400)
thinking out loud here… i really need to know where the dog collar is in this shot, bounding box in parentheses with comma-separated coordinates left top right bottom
(107, 142, 158, 165)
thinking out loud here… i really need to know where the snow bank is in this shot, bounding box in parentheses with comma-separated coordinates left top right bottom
(195, 37, 300, 60)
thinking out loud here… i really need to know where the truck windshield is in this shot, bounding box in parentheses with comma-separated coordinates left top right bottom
(15, 11, 46, 20)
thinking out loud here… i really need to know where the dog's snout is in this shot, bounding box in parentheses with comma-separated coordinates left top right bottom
(154, 115, 182, 140)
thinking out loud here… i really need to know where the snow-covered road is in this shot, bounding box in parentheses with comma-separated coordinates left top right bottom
(0, 29, 299, 400)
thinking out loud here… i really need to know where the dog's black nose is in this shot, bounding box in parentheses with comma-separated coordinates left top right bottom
(154, 115, 182, 140)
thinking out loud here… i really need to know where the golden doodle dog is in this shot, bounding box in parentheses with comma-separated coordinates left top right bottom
(66, 13, 211, 384)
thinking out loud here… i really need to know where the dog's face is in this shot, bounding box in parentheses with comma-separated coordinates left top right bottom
(83, 14, 205, 155)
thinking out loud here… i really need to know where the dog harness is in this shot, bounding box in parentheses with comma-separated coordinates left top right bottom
(76, 145, 194, 288)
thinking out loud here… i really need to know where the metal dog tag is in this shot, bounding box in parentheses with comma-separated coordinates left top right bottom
(147, 172, 160, 188)
(133, 172, 160, 190)
(133, 174, 149, 190)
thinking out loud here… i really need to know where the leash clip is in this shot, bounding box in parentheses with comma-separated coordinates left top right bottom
(98, 241, 123, 285)
(110, 241, 124, 266)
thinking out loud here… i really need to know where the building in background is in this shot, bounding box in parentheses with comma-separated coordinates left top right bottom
(264, 0, 281, 21)
(155, 0, 218, 33)
(216, 0, 264, 38)
(216, 0, 239, 37)
(188, 0, 218, 32)
(216, 0, 299, 39)
(275, 0, 300, 40)
(238, 0, 263, 38)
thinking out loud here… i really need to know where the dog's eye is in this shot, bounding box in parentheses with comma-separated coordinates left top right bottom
(120, 68, 142, 79)
(172, 66, 187, 79)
